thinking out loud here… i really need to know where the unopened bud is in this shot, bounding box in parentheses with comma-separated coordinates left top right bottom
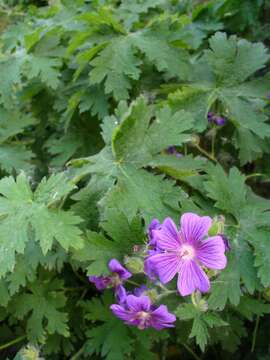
(124, 256, 144, 274)
(146, 288, 159, 302)
(189, 134, 200, 146)
(191, 291, 208, 312)
(208, 216, 225, 236)
(20, 345, 44, 360)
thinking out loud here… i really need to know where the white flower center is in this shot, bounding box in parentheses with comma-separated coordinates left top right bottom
(179, 244, 195, 260)
(136, 311, 151, 330)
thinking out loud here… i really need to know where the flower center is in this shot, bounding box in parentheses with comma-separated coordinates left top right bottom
(136, 311, 151, 330)
(179, 244, 195, 260)
(111, 273, 122, 286)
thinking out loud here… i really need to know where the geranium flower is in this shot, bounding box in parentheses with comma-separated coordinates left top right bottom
(111, 295, 176, 330)
(89, 259, 131, 302)
(146, 213, 227, 296)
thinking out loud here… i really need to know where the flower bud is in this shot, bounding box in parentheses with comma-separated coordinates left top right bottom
(20, 345, 43, 360)
(189, 134, 200, 146)
(191, 291, 208, 312)
(208, 216, 225, 236)
(146, 288, 159, 302)
(124, 256, 144, 274)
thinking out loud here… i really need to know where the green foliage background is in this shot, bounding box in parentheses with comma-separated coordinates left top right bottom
(0, 0, 270, 359)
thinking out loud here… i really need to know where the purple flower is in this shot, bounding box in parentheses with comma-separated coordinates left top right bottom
(88, 276, 112, 290)
(166, 146, 182, 158)
(147, 213, 227, 296)
(207, 111, 214, 121)
(215, 116, 226, 126)
(111, 295, 176, 330)
(89, 259, 132, 302)
(207, 112, 227, 126)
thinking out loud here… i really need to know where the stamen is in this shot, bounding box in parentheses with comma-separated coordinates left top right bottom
(179, 244, 195, 260)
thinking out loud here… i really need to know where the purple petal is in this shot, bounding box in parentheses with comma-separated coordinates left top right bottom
(144, 256, 158, 280)
(166, 146, 182, 157)
(134, 285, 148, 297)
(207, 111, 214, 120)
(149, 253, 180, 284)
(88, 276, 111, 290)
(148, 218, 161, 246)
(177, 260, 210, 296)
(196, 236, 227, 269)
(110, 304, 131, 321)
(167, 146, 177, 154)
(220, 234, 231, 252)
(126, 295, 151, 312)
(153, 217, 181, 251)
(215, 116, 226, 126)
(115, 285, 127, 304)
(180, 213, 212, 245)
(108, 259, 132, 280)
(150, 305, 176, 330)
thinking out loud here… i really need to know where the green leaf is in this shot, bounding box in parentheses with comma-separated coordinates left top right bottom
(205, 32, 269, 85)
(176, 303, 227, 351)
(149, 154, 206, 181)
(73, 209, 144, 275)
(248, 229, 270, 287)
(9, 277, 69, 342)
(0, 173, 83, 276)
(32, 208, 83, 254)
(83, 294, 133, 360)
(24, 55, 62, 89)
(0, 107, 36, 143)
(208, 239, 257, 310)
(236, 296, 270, 320)
(112, 97, 194, 166)
(90, 37, 141, 100)
(204, 165, 247, 218)
(0, 57, 23, 108)
(0, 144, 33, 173)
(72, 231, 120, 275)
(102, 165, 183, 223)
(132, 27, 189, 78)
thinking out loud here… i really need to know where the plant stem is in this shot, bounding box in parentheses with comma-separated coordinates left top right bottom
(251, 313, 260, 353)
(194, 144, 217, 163)
(211, 129, 216, 158)
(71, 266, 89, 285)
(64, 286, 86, 292)
(157, 290, 177, 301)
(0, 335, 26, 351)
(246, 173, 264, 180)
(180, 342, 202, 360)
(70, 345, 85, 360)
(126, 279, 141, 287)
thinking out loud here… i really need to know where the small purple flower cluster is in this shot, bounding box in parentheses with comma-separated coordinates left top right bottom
(166, 146, 182, 157)
(89, 212, 229, 331)
(207, 111, 227, 126)
(89, 259, 131, 303)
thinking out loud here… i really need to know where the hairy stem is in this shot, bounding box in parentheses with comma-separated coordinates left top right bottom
(251, 314, 260, 353)
(194, 144, 217, 163)
(70, 345, 85, 360)
(180, 342, 202, 360)
(0, 335, 26, 351)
